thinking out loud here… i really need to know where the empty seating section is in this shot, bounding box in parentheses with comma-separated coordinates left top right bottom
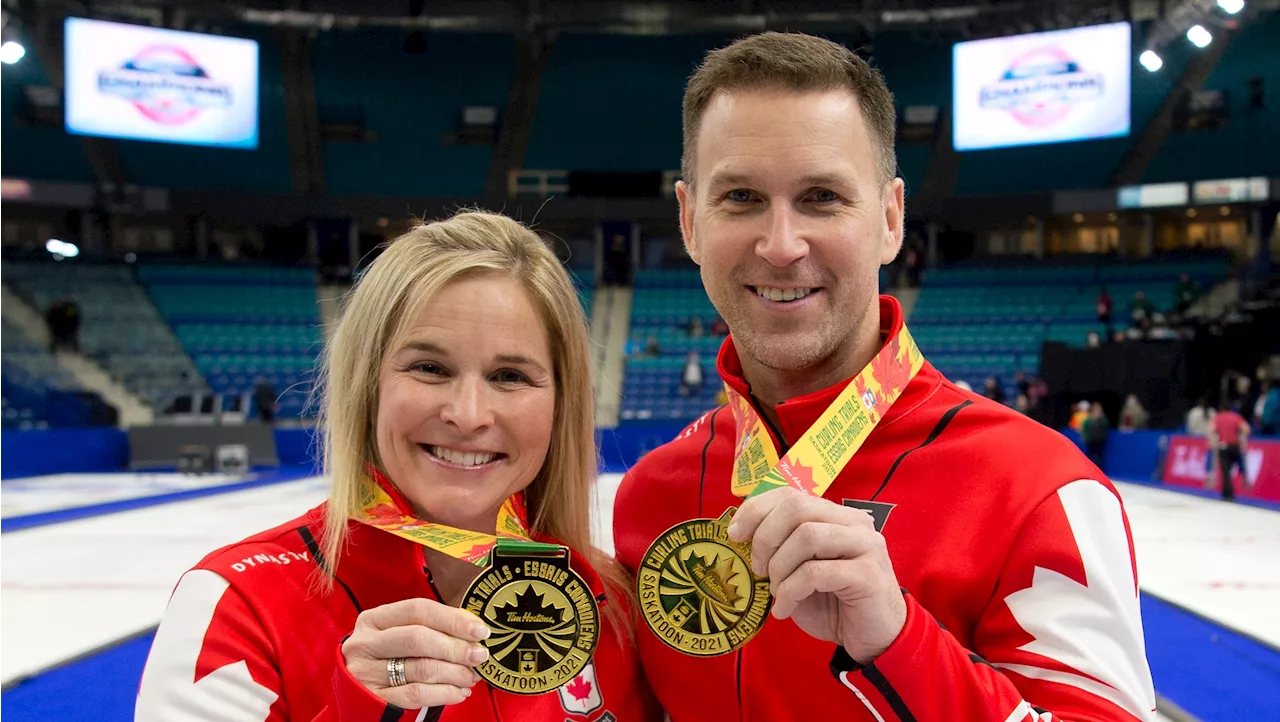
(2, 263, 198, 411)
(1, 319, 92, 429)
(138, 266, 320, 419)
(622, 270, 723, 420)
(313, 31, 515, 196)
(912, 257, 1230, 392)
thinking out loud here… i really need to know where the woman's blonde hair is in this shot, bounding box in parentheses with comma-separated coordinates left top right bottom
(316, 210, 631, 635)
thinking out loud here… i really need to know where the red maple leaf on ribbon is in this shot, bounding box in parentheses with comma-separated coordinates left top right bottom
(365, 503, 410, 524)
(566, 675, 593, 701)
(777, 457, 818, 495)
(871, 335, 913, 405)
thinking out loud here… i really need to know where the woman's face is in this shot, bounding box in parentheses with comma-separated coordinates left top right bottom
(375, 273, 556, 533)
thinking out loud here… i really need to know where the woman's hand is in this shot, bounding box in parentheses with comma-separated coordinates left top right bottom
(342, 598, 492, 709)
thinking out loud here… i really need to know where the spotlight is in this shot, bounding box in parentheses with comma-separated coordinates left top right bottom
(0, 41, 25, 65)
(1187, 25, 1212, 48)
(1139, 50, 1163, 72)
(1217, 0, 1245, 15)
(46, 239, 80, 258)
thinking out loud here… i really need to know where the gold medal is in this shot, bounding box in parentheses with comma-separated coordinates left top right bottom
(638, 323, 926, 656)
(636, 509, 772, 657)
(462, 542, 600, 695)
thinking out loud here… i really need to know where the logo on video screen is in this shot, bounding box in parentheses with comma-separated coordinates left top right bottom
(97, 45, 232, 125)
(978, 46, 1104, 128)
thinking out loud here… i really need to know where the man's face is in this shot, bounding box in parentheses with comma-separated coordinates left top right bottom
(677, 89, 904, 377)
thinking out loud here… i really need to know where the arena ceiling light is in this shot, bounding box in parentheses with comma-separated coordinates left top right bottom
(1187, 24, 1213, 48)
(1139, 50, 1164, 72)
(1217, 0, 1245, 14)
(0, 40, 24, 64)
(45, 239, 79, 259)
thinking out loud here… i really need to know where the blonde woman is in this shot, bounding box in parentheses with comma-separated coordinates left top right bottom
(136, 212, 659, 721)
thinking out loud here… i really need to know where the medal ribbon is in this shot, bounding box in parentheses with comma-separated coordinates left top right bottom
(727, 323, 924, 499)
(355, 477, 559, 565)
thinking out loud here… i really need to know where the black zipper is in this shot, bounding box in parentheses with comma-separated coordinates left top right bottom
(744, 384, 790, 452)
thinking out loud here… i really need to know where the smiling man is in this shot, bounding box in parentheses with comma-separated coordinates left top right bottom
(613, 32, 1156, 721)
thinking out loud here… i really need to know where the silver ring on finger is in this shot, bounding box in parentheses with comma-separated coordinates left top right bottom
(387, 657, 408, 687)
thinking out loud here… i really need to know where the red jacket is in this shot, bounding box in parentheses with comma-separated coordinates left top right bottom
(136, 479, 656, 721)
(613, 296, 1156, 722)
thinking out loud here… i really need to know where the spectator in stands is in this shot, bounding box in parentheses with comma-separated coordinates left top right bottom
(1086, 330, 1102, 348)
(45, 296, 81, 353)
(983, 376, 1005, 405)
(1118, 394, 1148, 431)
(953, 380, 973, 392)
(1081, 402, 1110, 468)
(643, 334, 660, 357)
(1174, 273, 1199, 315)
(1209, 401, 1251, 501)
(1014, 393, 1030, 415)
(253, 378, 278, 426)
(1256, 380, 1279, 436)
(1096, 286, 1113, 338)
(1185, 396, 1215, 436)
(1014, 371, 1029, 400)
(687, 315, 704, 338)
(680, 351, 703, 397)
(1068, 400, 1090, 431)
(710, 315, 729, 336)
(137, 211, 658, 719)
(1129, 291, 1154, 328)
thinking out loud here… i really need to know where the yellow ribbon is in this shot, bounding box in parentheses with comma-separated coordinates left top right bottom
(354, 476, 533, 565)
(726, 323, 925, 499)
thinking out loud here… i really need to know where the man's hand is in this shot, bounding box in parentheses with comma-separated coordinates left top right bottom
(727, 487, 906, 664)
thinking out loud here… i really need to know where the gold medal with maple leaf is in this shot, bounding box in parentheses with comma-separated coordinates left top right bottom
(462, 542, 600, 695)
(636, 509, 772, 657)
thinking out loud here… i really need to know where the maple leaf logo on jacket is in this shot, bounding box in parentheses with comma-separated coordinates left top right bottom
(558, 661, 604, 715)
(566, 675, 592, 701)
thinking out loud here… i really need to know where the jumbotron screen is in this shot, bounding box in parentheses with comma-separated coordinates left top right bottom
(64, 17, 259, 149)
(952, 21, 1131, 152)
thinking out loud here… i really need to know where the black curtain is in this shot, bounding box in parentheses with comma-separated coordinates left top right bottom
(1040, 340, 1189, 429)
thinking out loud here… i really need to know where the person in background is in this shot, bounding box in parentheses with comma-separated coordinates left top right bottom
(983, 376, 1005, 405)
(680, 351, 703, 397)
(643, 334, 660, 357)
(1209, 401, 1251, 501)
(1174, 273, 1198, 315)
(1129, 291, 1154, 328)
(1014, 393, 1030, 415)
(687, 315, 705, 338)
(1082, 402, 1110, 469)
(1185, 396, 1215, 437)
(1096, 286, 1113, 338)
(135, 211, 659, 721)
(710, 315, 729, 336)
(1257, 380, 1279, 436)
(1013, 370, 1029, 400)
(1069, 400, 1090, 430)
(253, 377, 278, 425)
(1119, 394, 1148, 431)
(45, 296, 82, 353)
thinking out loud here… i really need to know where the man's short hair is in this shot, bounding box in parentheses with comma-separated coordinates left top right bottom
(681, 31, 898, 187)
